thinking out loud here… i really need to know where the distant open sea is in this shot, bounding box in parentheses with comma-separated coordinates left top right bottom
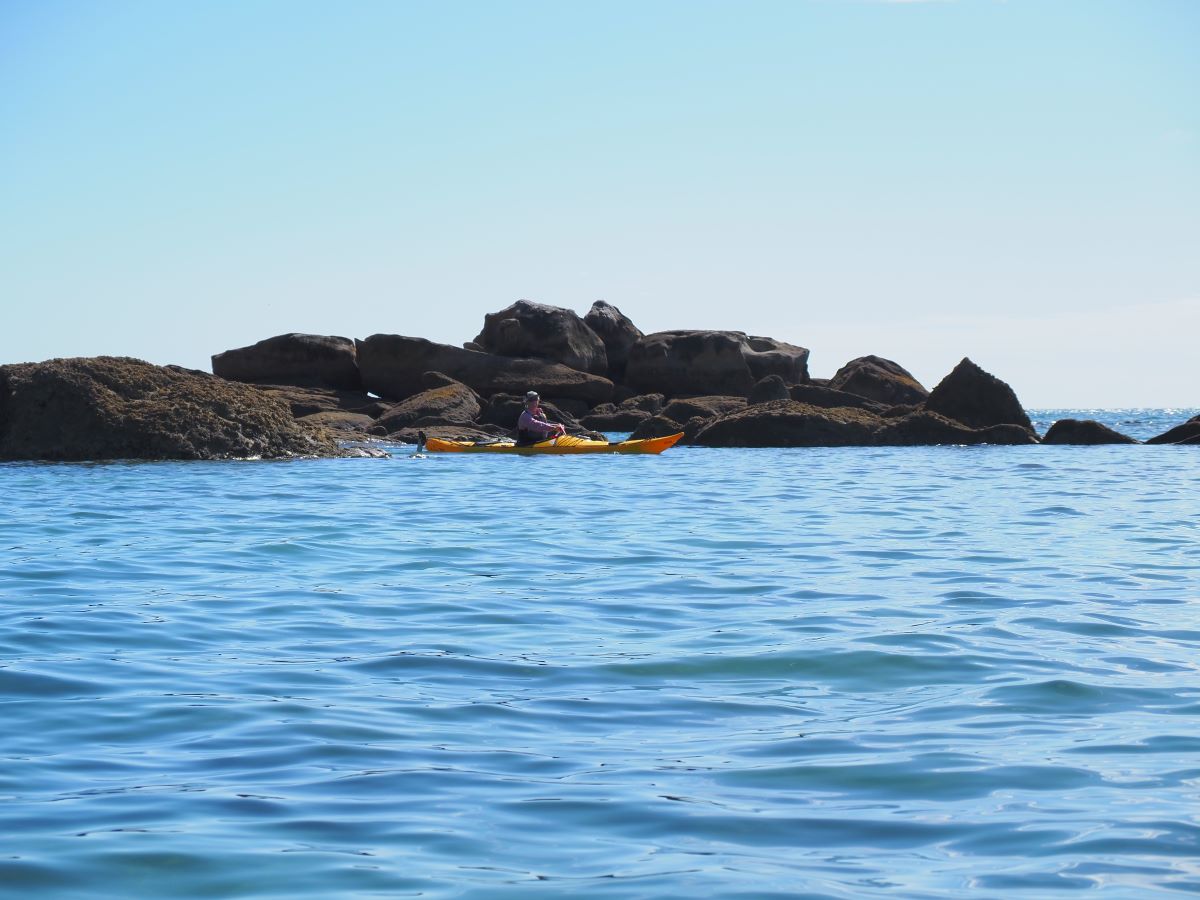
(2, 409, 1198, 899)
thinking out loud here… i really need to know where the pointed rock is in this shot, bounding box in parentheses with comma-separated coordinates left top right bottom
(923, 358, 1032, 431)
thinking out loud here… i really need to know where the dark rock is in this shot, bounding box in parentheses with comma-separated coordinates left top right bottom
(877, 410, 1039, 446)
(473, 299, 608, 375)
(0, 357, 339, 461)
(629, 415, 687, 440)
(420, 371, 463, 390)
(212, 333, 362, 390)
(625, 331, 808, 398)
(356, 334, 613, 404)
(692, 401, 880, 447)
(744, 335, 811, 384)
(748, 375, 791, 405)
(1145, 419, 1200, 445)
(688, 400, 1038, 448)
(584, 301, 643, 381)
(580, 409, 651, 431)
(1042, 419, 1138, 445)
(829, 355, 929, 406)
(924, 358, 1032, 431)
(375, 381, 483, 434)
(661, 396, 746, 422)
(789, 383, 888, 414)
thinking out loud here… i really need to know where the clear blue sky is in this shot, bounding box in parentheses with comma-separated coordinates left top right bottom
(2, 0, 1197, 407)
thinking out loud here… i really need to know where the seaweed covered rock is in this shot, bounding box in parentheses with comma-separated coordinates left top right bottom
(1042, 419, 1138, 445)
(374, 380, 483, 434)
(212, 333, 362, 390)
(0, 357, 339, 461)
(692, 401, 880, 447)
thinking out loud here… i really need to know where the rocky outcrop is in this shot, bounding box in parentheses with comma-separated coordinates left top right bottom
(829, 356, 928, 406)
(619, 394, 666, 415)
(692, 401, 881, 447)
(212, 333, 362, 390)
(689, 400, 1039, 448)
(1042, 419, 1138, 445)
(624, 331, 809, 398)
(924, 358, 1032, 431)
(743, 335, 811, 384)
(584, 301, 643, 382)
(877, 410, 1038, 446)
(374, 381, 483, 434)
(1145, 416, 1200, 445)
(355, 335, 614, 404)
(0, 357, 339, 461)
(473, 300, 608, 376)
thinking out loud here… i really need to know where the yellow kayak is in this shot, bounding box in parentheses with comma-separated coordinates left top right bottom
(425, 432, 684, 455)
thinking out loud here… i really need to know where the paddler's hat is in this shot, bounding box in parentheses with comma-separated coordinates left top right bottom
(524, 391, 540, 402)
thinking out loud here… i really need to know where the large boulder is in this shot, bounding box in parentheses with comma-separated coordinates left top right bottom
(355, 335, 613, 404)
(584, 301, 643, 382)
(374, 381, 482, 434)
(1042, 419, 1138, 445)
(625, 331, 809, 398)
(829, 356, 929, 406)
(1145, 416, 1200, 445)
(473, 300, 608, 376)
(923, 358, 1032, 431)
(744, 335, 811, 384)
(0, 357, 339, 461)
(211, 333, 362, 390)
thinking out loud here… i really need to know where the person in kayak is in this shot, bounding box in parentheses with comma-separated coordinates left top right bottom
(517, 390, 566, 445)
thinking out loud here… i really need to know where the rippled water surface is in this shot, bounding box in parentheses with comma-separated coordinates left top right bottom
(2, 410, 1199, 898)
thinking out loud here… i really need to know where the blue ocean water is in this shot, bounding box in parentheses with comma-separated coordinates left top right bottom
(1, 409, 1198, 899)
